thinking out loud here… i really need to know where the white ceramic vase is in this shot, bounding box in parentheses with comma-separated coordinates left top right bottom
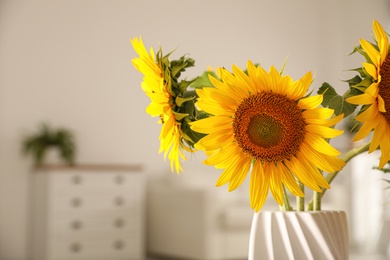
(249, 211, 348, 260)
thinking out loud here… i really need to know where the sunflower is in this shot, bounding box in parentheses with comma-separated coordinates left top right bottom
(190, 61, 345, 211)
(131, 37, 187, 173)
(346, 20, 390, 169)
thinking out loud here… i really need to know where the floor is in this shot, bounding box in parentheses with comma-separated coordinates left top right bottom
(147, 253, 389, 260)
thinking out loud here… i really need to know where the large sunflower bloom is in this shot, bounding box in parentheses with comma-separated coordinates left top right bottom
(346, 20, 390, 169)
(191, 61, 345, 211)
(131, 37, 186, 173)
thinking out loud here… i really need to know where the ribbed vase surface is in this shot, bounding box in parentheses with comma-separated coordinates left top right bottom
(249, 211, 348, 260)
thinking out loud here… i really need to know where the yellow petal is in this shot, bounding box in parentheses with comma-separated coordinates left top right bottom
(215, 168, 233, 187)
(266, 163, 284, 206)
(246, 61, 261, 94)
(373, 20, 389, 62)
(353, 119, 378, 141)
(250, 161, 269, 212)
(304, 133, 341, 156)
(269, 66, 282, 88)
(296, 152, 330, 189)
(233, 64, 256, 94)
(227, 157, 252, 191)
(305, 125, 344, 138)
(322, 114, 344, 127)
(285, 157, 321, 192)
(300, 142, 344, 173)
(190, 116, 232, 134)
(365, 82, 379, 97)
(305, 114, 343, 127)
(378, 94, 386, 112)
(278, 162, 304, 197)
(215, 152, 249, 187)
(346, 93, 376, 105)
(289, 71, 313, 100)
(302, 108, 334, 120)
(277, 75, 294, 97)
(356, 103, 378, 122)
(219, 68, 248, 101)
(378, 126, 390, 169)
(370, 118, 386, 153)
(254, 65, 272, 92)
(196, 100, 233, 116)
(203, 142, 240, 167)
(146, 103, 164, 116)
(298, 95, 323, 110)
(360, 39, 380, 67)
(197, 130, 234, 150)
(363, 62, 378, 80)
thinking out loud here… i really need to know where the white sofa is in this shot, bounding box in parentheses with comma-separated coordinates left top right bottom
(145, 168, 275, 260)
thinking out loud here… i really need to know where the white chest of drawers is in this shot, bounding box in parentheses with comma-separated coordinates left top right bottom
(30, 164, 144, 260)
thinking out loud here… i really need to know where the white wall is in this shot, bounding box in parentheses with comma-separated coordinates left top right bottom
(0, 1, 389, 259)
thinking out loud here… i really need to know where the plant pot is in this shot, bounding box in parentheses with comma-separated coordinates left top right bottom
(249, 211, 348, 260)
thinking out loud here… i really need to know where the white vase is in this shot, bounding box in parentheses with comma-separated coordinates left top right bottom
(249, 211, 348, 260)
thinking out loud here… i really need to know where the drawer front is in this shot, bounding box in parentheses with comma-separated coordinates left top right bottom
(49, 237, 142, 260)
(51, 216, 140, 240)
(49, 208, 139, 220)
(48, 191, 140, 211)
(47, 172, 143, 213)
(49, 172, 141, 190)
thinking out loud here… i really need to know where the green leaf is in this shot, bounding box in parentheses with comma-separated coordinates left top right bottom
(196, 110, 210, 120)
(351, 77, 373, 92)
(170, 55, 195, 78)
(175, 96, 194, 107)
(344, 75, 362, 87)
(173, 111, 189, 121)
(178, 79, 196, 94)
(318, 82, 358, 117)
(190, 70, 218, 89)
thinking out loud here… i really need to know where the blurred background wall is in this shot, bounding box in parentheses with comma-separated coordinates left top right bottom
(0, 0, 389, 259)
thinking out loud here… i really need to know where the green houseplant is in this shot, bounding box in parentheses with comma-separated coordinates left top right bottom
(22, 122, 76, 167)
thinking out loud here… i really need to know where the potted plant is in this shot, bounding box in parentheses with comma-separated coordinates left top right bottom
(22, 122, 76, 167)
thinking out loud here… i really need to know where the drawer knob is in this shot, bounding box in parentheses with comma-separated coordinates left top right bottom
(71, 197, 82, 207)
(70, 242, 82, 253)
(114, 175, 124, 184)
(114, 218, 125, 228)
(113, 240, 125, 250)
(71, 175, 82, 185)
(71, 220, 83, 230)
(114, 196, 124, 206)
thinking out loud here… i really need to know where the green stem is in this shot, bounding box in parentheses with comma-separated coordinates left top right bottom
(324, 142, 371, 188)
(307, 142, 371, 210)
(282, 184, 292, 211)
(297, 181, 305, 211)
(313, 190, 322, 211)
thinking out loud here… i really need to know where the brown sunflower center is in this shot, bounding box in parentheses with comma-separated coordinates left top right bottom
(233, 92, 306, 163)
(247, 115, 284, 148)
(379, 55, 390, 124)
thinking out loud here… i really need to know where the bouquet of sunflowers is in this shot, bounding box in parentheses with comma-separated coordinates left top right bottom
(131, 19, 389, 213)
